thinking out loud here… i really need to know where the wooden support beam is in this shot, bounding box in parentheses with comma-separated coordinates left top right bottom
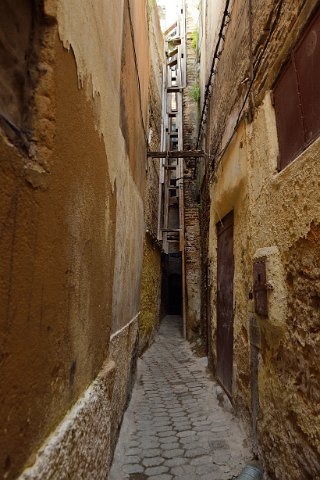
(167, 47, 179, 58)
(168, 58, 178, 68)
(168, 38, 181, 47)
(167, 87, 183, 93)
(148, 150, 204, 159)
(164, 22, 177, 36)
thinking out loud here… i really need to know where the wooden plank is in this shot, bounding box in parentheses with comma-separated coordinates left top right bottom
(163, 164, 169, 252)
(168, 58, 178, 68)
(167, 87, 183, 93)
(164, 21, 177, 36)
(148, 150, 204, 158)
(167, 47, 179, 58)
(168, 38, 181, 47)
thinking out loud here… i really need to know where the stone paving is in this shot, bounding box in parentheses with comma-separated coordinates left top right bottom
(109, 316, 252, 480)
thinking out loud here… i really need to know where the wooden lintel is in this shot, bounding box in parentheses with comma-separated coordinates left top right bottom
(148, 150, 204, 159)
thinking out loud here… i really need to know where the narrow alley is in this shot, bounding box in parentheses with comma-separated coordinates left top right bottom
(0, 0, 319, 479)
(110, 316, 252, 480)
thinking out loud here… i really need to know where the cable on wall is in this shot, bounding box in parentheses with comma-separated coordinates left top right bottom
(211, 0, 284, 175)
(195, 0, 232, 149)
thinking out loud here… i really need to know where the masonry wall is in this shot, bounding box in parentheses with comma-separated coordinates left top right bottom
(183, 0, 202, 340)
(0, 1, 159, 478)
(200, 0, 320, 478)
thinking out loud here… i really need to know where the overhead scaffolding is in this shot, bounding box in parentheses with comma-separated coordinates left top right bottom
(156, 3, 188, 335)
(156, 10, 186, 254)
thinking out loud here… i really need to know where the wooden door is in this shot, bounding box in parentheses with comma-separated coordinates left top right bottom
(216, 211, 234, 396)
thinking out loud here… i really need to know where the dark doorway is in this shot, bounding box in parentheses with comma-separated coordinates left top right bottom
(161, 253, 182, 316)
(168, 273, 182, 314)
(216, 211, 234, 396)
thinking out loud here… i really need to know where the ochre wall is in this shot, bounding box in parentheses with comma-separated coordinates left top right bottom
(0, 0, 159, 478)
(0, 35, 116, 479)
(202, 0, 320, 477)
(139, 236, 162, 353)
(208, 123, 250, 406)
(138, 1, 163, 354)
(56, 0, 147, 334)
(246, 97, 320, 479)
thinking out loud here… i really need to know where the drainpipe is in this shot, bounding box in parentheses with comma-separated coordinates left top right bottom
(236, 463, 263, 480)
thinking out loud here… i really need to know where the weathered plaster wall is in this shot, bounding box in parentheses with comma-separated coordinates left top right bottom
(56, 0, 147, 333)
(0, 0, 157, 478)
(246, 97, 320, 479)
(18, 318, 139, 480)
(108, 318, 140, 461)
(201, 0, 320, 477)
(19, 360, 116, 480)
(145, 1, 163, 237)
(0, 35, 116, 479)
(208, 123, 251, 410)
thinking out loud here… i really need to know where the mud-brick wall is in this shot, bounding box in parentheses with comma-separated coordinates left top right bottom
(183, 0, 201, 339)
(0, 0, 159, 478)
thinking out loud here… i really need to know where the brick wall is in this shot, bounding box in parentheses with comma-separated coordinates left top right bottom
(183, 0, 201, 339)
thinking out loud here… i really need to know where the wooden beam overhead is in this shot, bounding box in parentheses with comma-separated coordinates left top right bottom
(167, 87, 183, 93)
(148, 150, 204, 159)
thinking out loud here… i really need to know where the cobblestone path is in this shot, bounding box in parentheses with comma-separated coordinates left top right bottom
(109, 316, 252, 480)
